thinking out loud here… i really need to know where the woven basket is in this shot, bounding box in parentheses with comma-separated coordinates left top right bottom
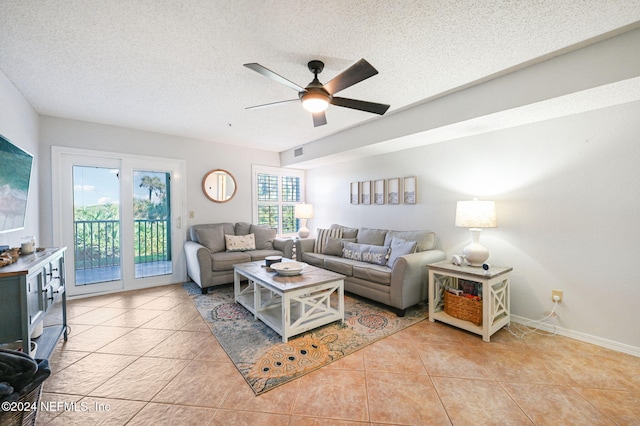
(444, 291, 482, 326)
(0, 383, 42, 426)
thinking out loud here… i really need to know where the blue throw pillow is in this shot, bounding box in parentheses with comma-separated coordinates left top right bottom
(342, 242, 390, 266)
(387, 237, 418, 269)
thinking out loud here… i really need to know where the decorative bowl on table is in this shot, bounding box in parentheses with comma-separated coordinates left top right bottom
(270, 261, 306, 276)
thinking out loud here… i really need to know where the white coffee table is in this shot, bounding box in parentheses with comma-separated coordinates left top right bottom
(233, 260, 345, 342)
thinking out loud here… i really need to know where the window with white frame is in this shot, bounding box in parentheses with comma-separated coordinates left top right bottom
(252, 165, 306, 235)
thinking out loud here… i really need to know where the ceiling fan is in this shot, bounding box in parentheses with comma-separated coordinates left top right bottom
(243, 58, 390, 127)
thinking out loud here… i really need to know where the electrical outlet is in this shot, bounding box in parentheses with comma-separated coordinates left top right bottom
(552, 289, 563, 303)
(189, 211, 195, 219)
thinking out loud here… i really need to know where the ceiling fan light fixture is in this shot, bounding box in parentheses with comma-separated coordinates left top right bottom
(245, 58, 388, 126)
(301, 92, 329, 113)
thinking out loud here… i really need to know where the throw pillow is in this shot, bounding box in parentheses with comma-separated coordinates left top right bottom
(323, 237, 357, 256)
(225, 233, 256, 252)
(329, 224, 359, 239)
(342, 242, 390, 266)
(383, 230, 436, 252)
(387, 237, 418, 269)
(314, 228, 343, 253)
(250, 225, 276, 250)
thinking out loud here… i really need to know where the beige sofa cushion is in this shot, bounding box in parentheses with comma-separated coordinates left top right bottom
(300, 251, 327, 267)
(211, 251, 251, 271)
(356, 227, 387, 246)
(194, 224, 227, 253)
(234, 222, 252, 235)
(324, 257, 355, 276)
(249, 249, 286, 262)
(352, 264, 392, 285)
(250, 224, 276, 250)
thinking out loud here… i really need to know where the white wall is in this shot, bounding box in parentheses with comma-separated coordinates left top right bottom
(38, 116, 281, 246)
(305, 101, 640, 351)
(0, 70, 40, 248)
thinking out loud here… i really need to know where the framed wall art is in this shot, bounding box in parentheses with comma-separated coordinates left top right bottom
(361, 180, 371, 205)
(350, 181, 360, 204)
(373, 179, 385, 205)
(403, 176, 417, 204)
(387, 178, 400, 205)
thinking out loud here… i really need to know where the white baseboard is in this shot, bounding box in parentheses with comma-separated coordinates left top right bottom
(510, 315, 640, 357)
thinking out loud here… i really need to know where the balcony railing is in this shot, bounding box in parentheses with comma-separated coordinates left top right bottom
(74, 219, 170, 271)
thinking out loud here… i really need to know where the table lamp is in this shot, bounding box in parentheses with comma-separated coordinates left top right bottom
(294, 203, 314, 238)
(455, 199, 496, 266)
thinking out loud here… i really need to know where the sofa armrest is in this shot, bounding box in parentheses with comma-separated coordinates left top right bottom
(184, 240, 213, 287)
(294, 238, 316, 260)
(389, 249, 446, 309)
(273, 238, 294, 259)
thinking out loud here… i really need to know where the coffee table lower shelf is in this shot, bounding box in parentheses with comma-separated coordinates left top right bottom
(234, 263, 344, 342)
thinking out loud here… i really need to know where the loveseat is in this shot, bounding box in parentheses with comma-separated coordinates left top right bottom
(184, 222, 294, 293)
(295, 224, 446, 316)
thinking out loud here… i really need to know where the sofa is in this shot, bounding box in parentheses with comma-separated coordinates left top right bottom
(295, 224, 446, 316)
(184, 222, 294, 293)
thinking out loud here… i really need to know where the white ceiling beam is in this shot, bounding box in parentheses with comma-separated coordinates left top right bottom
(281, 24, 640, 168)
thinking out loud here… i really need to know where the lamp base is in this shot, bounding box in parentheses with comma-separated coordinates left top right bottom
(463, 228, 490, 267)
(298, 218, 310, 238)
(462, 243, 489, 266)
(298, 227, 310, 238)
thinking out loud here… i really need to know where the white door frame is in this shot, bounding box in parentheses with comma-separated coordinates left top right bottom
(52, 146, 187, 297)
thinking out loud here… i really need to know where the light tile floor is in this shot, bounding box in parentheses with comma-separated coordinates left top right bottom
(38, 283, 640, 425)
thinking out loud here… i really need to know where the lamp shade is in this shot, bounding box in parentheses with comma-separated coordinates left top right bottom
(294, 203, 314, 219)
(455, 200, 496, 228)
(295, 204, 313, 238)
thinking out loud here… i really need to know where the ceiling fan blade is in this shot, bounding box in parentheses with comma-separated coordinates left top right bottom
(244, 63, 305, 92)
(323, 58, 379, 95)
(245, 99, 298, 110)
(331, 97, 390, 115)
(312, 111, 327, 127)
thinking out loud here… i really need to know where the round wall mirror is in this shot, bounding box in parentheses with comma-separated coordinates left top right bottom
(202, 169, 237, 203)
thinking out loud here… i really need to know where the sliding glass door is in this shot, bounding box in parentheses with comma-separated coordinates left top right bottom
(53, 148, 186, 297)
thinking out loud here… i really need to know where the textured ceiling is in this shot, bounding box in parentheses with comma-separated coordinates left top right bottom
(1, 1, 640, 154)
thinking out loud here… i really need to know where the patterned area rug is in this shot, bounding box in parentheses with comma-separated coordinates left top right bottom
(183, 282, 428, 395)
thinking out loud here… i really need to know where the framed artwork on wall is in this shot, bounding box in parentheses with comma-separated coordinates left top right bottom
(387, 178, 400, 205)
(350, 181, 360, 204)
(361, 180, 371, 204)
(374, 179, 385, 205)
(403, 176, 417, 204)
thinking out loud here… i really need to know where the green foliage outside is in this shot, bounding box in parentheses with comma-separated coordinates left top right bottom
(74, 174, 170, 269)
(256, 173, 300, 234)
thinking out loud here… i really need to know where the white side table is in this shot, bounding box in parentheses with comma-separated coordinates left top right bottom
(428, 260, 512, 342)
